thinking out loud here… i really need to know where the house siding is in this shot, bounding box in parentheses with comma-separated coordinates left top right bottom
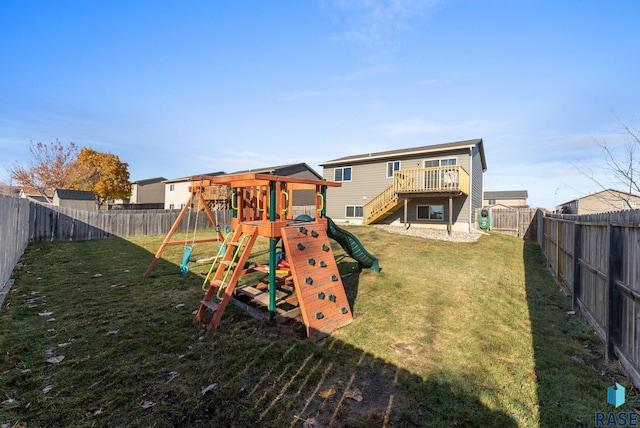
(471, 145, 484, 211)
(131, 182, 165, 204)
(577, 191, 640, 214)
(323, 148, 474, 229)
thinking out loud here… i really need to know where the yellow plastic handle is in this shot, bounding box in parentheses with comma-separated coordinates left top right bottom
(256, 190, 264, 213)
(281, 190, 289, 214)
(317, 192, 324, 212)
(231, 190, 238, 210)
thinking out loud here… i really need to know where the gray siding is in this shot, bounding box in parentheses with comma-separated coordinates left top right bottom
(471, 144, 484, 211)
(323, 149, 473, 225)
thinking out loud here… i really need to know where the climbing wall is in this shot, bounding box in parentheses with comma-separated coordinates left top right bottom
(281, 223, 353, 341)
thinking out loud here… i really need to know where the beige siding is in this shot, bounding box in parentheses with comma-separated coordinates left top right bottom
(485, 198, 527, 207)
(164, 181, 191, 209)
(131, 182, 165, 204)
(578, 191, 640, 214)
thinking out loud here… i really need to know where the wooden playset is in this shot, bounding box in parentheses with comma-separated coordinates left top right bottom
(145, 173, 379, 340)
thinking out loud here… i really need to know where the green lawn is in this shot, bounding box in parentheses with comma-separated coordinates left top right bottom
(0, 226, 634, 427)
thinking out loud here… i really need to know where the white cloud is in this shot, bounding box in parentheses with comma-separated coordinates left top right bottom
(326, 0, 438, 48)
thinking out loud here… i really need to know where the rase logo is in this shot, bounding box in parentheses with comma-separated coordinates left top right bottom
(609, 383, 626, 408)
(595, 383, 638, 427)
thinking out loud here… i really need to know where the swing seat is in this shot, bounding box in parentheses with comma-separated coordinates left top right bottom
(180, 245, 194, 273)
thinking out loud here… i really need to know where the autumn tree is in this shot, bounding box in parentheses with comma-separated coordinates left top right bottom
(66, 148, 131, 207)
(8, 140, 79, 202)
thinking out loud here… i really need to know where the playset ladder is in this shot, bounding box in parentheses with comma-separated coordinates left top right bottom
(281, 223, 353, 341)
(195, 224, 259, 335)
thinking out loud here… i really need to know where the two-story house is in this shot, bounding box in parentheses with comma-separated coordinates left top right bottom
(483, 190, 528, 209)
(557, 188, 640, 214)
(319, 139, 486, 233)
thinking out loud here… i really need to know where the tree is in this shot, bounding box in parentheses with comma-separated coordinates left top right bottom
(8, 140, 79, 202)
(67, 148, 131, 207)
(580, 118, 640, 211)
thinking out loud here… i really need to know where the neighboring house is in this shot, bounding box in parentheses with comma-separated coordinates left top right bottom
(19, 189, 53, 204)
(118, 176, 167, 209)
(483, 190, 528, 208)
(163, 163, 324, 210)
(164, 172, 226, 210)
(53, 189, 96, 211)
(557, 189, 640, 215)
(227, 163, 324, 206)
(319, 139, 487, 233)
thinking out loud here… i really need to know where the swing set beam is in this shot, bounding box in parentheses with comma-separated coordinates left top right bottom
(144, 184, 225, 277)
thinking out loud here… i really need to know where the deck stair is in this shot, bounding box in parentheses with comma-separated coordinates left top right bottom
(281, 223, 353, 340)
(195, 224, 259, 335)
(363, 184, 401, 225)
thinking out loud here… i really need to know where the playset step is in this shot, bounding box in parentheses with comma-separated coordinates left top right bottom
(195, 225, 259, 335)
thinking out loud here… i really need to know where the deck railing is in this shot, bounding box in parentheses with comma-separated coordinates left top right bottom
(393, 166, 469, 195)
(362, 166, 470, 224)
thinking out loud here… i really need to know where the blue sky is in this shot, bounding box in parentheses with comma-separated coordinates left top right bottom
(1, 0, 639, 209)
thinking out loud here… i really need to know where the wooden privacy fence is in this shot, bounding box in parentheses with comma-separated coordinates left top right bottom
(539, 209, 640, 386)
(0, 196, 30, 289)
(28, 203, 228, 242)
(473, 208, 538, 238)
(0, 197, 320, 286)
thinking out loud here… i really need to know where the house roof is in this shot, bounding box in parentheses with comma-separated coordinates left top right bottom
(225, 163, 323, 180)
(54, 189, 96, 200)
(484, 190, 528, 200)
(319, 139, 486, 171)
(163, 172, 226, 184)
(132, 177, 167, 186)
(167, 163, 324, 183)
(558, 188, 640, 206)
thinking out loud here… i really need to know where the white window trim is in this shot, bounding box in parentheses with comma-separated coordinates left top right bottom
(423, 157, 457, 167)
(345, 205, 363, 218)
(386, 161, 401, 178)
(334, 166, 352, 182)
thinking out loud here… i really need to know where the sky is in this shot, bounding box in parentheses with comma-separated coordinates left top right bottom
(1, 0, 639, 210)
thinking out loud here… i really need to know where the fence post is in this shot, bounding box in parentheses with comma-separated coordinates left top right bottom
(572, 222, 581, 309)
(606, 224, 622, 362)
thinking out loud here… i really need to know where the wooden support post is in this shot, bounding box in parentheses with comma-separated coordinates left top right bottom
(606, 224, 622, 362)
(447, 196, 453, 236)
(572, 222, 582, 309)
(268, 180, 277, 319)
(144, 193, 195, 277)
(404, 198, 408, 229)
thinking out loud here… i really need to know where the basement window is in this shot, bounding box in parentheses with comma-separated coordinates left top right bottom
(345, 205, 363, 218)
(417, 204, 444, 220)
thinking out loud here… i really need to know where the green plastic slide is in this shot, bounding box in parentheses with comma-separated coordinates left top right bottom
(325, 217, 380, 273)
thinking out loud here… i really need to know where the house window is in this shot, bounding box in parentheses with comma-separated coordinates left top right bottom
(489, 199, 496, 205)
(345, 205, 363, 218)
(387, 161, 400, 178)
(334, 166, 352, 182)
(169, 184, 175, 191)
(169, 203, 175, 209)
(424, 158, 457, 188)
(417, 204, 444, 220)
